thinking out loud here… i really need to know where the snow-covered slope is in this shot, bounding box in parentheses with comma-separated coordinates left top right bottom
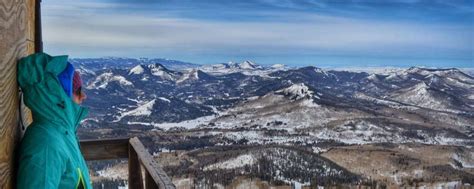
(270, 64, 288, 70)
(82, 62, 473, 147)
(276, 83, 317, 100)
(87, 72, 133, 89)
(202, 84, 360, 132)
(389, 82, 455, 112)
(204, 154, 256, 171)
(200, 61, 274, 76)
(114, 99, 156, 121)
(239, 61, 262, 69)
(176, 69, 214, 83)
(129, 65, 145, 75)
(148, 64, 180, 80)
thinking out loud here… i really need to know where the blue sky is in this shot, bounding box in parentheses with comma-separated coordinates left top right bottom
(42, 0, 473, 68)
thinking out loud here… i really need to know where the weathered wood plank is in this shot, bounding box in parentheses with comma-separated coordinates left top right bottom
(145, 171, 158, 189)
(79, 138, 129, 161)
(129, 137, 176, 189)
(0, 0, 35, 188)
(129, 141, 144, 189)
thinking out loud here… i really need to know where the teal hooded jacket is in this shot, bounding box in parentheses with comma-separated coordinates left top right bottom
(17, 53, 92, 189)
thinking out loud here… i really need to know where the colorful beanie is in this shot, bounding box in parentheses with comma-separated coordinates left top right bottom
(73, 71, 82, 95)
(58, 62, 75, 97)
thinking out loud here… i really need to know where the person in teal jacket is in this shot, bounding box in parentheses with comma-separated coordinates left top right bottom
(17, 52, 92, 189)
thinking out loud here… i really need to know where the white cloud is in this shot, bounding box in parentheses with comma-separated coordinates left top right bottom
(42, 1, 473, 59)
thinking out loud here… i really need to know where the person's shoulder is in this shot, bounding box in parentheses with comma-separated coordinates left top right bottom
(20, 123, 68, 155)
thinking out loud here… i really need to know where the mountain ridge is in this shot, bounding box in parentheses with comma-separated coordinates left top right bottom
(75, 58, 474, 187)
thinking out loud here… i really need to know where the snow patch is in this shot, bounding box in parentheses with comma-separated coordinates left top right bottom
(97, 165, 127, 180)
(129, 65, 144, 75)
(128, 113, 217, 130)
(148, 64, 177, 80)
(158, 97, 171, 103)
(115, 100, 155, 121)
(87, 72, 133, 89)
(277, 83, 314, 100)
(452, 152, 474, 168)
(390, 82, 455, 112)
(204, 154, 256, 170)
(239, 61, 260, 69)
(177, 69, 200, 83)
(270, 64, 286, 70)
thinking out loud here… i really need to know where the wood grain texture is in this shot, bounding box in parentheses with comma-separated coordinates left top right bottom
(0, 0, 34, 188)
(129, 137, 175, 189)
(81, 138, 175, 188)
(80, 138, 129, 161)
(129, 141, 144, 189)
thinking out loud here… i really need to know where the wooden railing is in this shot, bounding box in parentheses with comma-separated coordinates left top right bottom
(80, 137, 175, 189)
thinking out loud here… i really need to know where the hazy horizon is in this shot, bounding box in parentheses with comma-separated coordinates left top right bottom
(43, 0, 473, 68)
(68, 56, 474, 71)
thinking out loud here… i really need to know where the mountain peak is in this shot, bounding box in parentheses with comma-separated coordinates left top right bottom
(277, 83, 314, 100)
(407, 67, 462, 75)
(176, 69, 214, 83)
(129, 65, 145, 75)
(147, 63, 179, 80)
(406, 67, 474, 83)
(270, 64, 286, 70)
(239, 61, 261, 70)
(177, 69, 200, 83)
(366, 73, 380, 81)
(87, 72, 134, 89)
(147, 63, 168, 70)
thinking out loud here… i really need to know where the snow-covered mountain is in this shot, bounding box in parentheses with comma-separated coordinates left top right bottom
(239, 60, 262, 69)
(147, 63, 181, 81)
(80, 60, 473, 147)
(87, 72, 134, 89)
(82, 62, 474, 134)
(389, 82, 459, 112)
(275, 83, 317, 100)
(270, 64, 288, 70)
(70, 57, 200, 72)
(177, 69, 215, 83)
(129, 65, 145, 75)
(199, 61, 279, 76)
(77, 58, 474, 187)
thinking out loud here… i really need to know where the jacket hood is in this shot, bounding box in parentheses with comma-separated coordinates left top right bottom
(18, 52, 88, 131)
(58, 62, 75, 97)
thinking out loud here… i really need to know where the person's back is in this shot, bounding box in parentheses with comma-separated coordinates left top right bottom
(17, 53, 92, 189)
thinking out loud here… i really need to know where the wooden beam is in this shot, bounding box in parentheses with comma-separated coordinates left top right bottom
(145, 171, 158, 189)
(0, 0, 35, 188)
(128, 141, 144, 189)
(129, 137, 175, 189)
(80, 137, 175, 188)
(79, 138, 129, 161)
(34, 0, 42, 52)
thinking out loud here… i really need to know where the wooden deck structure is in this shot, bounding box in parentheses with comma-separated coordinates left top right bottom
(0, 0, 175, 188)
(80, 138, 176, 189)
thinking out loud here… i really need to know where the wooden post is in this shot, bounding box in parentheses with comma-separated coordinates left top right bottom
(145, 171, 158, 189)
(34, 0, 42, 53)
(80, 138, 176, 188)
(129, 137, 176, 189)
(0, 0, 36, 188)
(129, 142, 144, 189)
